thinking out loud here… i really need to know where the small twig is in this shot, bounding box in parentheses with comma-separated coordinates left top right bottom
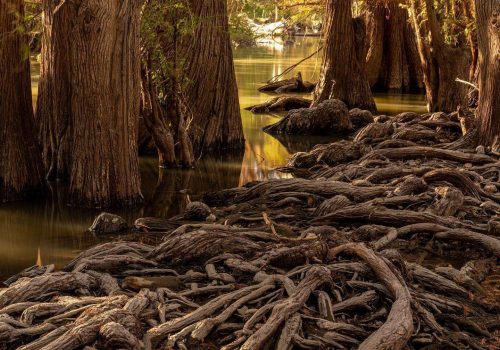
(268, 46, 323, 83)
(455, 78, 479, 91)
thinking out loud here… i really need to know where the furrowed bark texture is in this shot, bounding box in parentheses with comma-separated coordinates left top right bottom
(365, 0, 423, 92)
(475, 0, 500, 150)
(67, 0, 143, 207)
(36, 0, 144, 207)
(0, 0, 45, 202)
(35, 0, 73, 180)
(185, 0, 244, 155)
(409, 0, 471, 113)
(314, 0, 377, 112)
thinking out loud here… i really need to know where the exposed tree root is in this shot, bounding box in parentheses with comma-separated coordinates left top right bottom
(1, 111, 498, 349)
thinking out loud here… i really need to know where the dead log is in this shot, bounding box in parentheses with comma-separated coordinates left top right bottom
(314, 204, 483, 231)
(246, 96, 312, 113)
(258, 73, 315, 93)
(0, 272, 98, 309)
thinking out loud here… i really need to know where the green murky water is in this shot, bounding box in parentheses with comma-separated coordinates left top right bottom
(0, 38, 427, 280)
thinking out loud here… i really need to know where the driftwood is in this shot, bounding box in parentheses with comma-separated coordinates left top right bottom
(245, 96, 311, 114)
(258, 72, 316, 93)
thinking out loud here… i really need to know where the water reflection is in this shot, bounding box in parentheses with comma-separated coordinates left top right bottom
(140, 152, 245, 218)
(0, 37, 427, 279)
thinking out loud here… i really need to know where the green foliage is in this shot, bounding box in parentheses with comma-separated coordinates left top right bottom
(229, 14, 257, 47)
(0, 2, 33, 61)
(141, 0, 197, 94)
(227, 0, 324, 33)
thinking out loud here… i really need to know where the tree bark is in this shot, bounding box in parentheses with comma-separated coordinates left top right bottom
(409, 0, 471, 113)
(475, 0, 500, 150)
(66, 0, 143, 207)
(185, 0, 244, 155)
(0, 0, 45, 202)
(313, 0, 377, 112)
(35, 0, 73, 180)
(366, 0, 423, 92)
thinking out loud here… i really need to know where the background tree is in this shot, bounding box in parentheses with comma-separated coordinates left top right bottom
(365, 0, 423, 92)
(409, 0, 471, 113)
(185, 0, 245, 155)
(0, 0, 45, 202)
(475, 0, 499, 150)
(140, 0, 195, 168)
(141, 0, 242, 162)
(35, 0, 73, 180)
(313, 0, 377, 112)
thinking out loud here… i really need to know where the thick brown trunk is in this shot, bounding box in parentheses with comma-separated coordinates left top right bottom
(464, 1, 479, 82)
(185, 0, 244, 155)
(314, 0, 376, 112)
(0, 0, 45, 202)
(35, 0, 73, 180)
(383, 2, 410, 91)
(366, 1, 423, 92)
(475, 0, 500, 150)
(65, 0, 143, 207)
(365, 2, 385, 87)
(403, 10, 424, 91)
(36, 0, 144, 207)
(410, 0, 470, 113)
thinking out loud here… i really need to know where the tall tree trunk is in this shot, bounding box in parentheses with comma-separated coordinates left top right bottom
(35, 0, 73, 180)
(366, 0, 423, 92)
(475, 0, 500, 150)
(409, 0, 470, 113)
(464, 1, 478, 82)
(313, 0, 377, 112)
(365, 2, 385, 87)
(66, 0, 143, 208)
(185, 0, 244, 155)
(0, 0, 45, 202)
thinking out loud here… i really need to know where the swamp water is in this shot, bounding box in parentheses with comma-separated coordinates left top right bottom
(0, 38, 426, 280)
